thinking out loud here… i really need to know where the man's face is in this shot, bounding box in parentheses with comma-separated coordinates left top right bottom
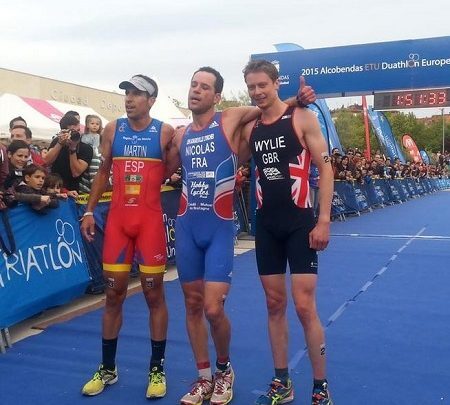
(25, 170, 46, 190)
(245, 71, 279, 110)
(124, 88, 154, 120)
(188, 71, 220, 114)
(10, 128, 30, 144)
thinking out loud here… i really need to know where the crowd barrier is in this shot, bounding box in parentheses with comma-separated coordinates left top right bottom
(0, 200, 91, 329)
(332, 177, 450, 219)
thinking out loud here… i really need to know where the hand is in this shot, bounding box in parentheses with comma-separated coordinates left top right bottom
(67, 190, 79, 198)
(80, 215, 95, 242)
(58, 131, 70, 145)
(297, 76, 316, 106)
(170, 173, 181, 182)
(309, 221, 330, 251)
(40, 195, 51, 205)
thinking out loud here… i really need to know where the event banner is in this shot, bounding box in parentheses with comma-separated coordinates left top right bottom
(309, 100, 343, 153)
(402, 134, 422, 163)
(367, 108, 406, 162)
(252, 36, 450, 98)
(0, 201, 90, 328)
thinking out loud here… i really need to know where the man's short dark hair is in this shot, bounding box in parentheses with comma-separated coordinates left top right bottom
(9, 116, 27, 129)
(64, 110, 80, 117)
(243, 60, 279, 82)
(193, 67, 224, 94)
(12, 124, 32, 139)
(59, 114, 80, 130)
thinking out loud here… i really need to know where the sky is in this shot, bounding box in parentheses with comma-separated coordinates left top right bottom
(1, 0, 449, 116)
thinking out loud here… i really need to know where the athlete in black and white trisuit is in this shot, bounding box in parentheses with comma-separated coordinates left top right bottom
(240, 60, 334, 405)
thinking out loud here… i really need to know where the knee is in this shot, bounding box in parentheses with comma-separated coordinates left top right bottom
(185, 294, 204, 318)
(266, 295, 287, 317)
(204, 303, 225, 324)
(294, 298, 317, 324)
(105, 288, 127, 312)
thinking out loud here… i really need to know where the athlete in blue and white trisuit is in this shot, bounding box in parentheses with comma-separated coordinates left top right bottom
(165, 66, 316, 405)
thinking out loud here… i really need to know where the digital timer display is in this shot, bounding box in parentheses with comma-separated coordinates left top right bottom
(374, 89, 450, 110)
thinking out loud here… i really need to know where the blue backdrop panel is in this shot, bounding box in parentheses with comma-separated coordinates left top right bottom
(252, 36, 450, 98)
(0, 201, 90, 328)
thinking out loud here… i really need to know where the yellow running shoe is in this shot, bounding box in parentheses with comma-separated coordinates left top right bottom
(146, 367, 167, 398)
(81, 365, 118, 396)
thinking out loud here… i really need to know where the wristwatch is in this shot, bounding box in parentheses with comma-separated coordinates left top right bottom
(69, 149, 77, 154)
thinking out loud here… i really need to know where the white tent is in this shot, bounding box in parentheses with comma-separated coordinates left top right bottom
(0, 93, 60, 140)
(48, 100, 109, 128)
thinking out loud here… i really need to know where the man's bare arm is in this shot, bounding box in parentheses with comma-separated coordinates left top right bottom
(80, 121, 115, 241)
(164, 126, 183, 179)
(293, 108, 333, 250)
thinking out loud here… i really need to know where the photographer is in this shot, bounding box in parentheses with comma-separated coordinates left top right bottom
(44, 114, 93, 192)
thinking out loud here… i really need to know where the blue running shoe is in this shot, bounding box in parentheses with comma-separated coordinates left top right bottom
(255, 377, 294, 405)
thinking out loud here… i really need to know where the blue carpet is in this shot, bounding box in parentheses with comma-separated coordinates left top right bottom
(1, 191, 450, 404)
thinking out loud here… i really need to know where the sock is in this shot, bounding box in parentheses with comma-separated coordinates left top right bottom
(216, 356, 230, 372)
(275, 368, 290, 385)
(102, 337, 118, 370)
(197, 361, 212, 381)
(150, 339, 166, 371)
(313, 378, 328, 389)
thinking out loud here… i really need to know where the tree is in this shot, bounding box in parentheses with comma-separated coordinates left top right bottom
(216, 91, 250, 110)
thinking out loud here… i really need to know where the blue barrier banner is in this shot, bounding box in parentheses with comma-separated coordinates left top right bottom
(390, 179, 407, 202)
(0, 201, 90, 328)
(373, 179, 392, 205)
(252, 36, 450, 98)
(353, 183, 370, 211)
(405, 179, 418, 196)
(399, 180, 411, 199)
(331, 190, 346, 217)
(361, 181, 383, 207)
(333, 182, 360, 214)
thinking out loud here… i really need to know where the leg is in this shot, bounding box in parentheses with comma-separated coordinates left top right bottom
(140, 271, 168, 341)
(102, 270, 129, 339)
(181, 280, 210, 365)
(141, 271, 168, 399)
(291, 275, 326, 380)
(204, 281, 231, 361)
(259, 274, 289, 369)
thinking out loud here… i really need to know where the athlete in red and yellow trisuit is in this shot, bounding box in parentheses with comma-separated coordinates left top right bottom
(80, 75, 174, 399)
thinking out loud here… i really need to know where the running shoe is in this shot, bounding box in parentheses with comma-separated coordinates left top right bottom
(81, 364, 118, 396)
(211, 365, 235, 404)
(180, 377, 214, 405)
(312, 381, 333, 405)
(255, 377, 294, 405)
(146, 366, 166, 398)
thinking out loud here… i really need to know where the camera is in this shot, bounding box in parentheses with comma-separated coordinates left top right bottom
(70, 130, 81, 142)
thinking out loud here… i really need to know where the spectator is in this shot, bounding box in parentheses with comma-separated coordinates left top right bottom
(44, 114, 93, 192)
(82, 114, 103, 152)
(9, 116, 27, 130)
(4, 140, 30, 189)
(10, 125, 45, 166)
(43, 173, 76, 199)
(40, 147, 49, 160)
(15, 164, 58, 212)
(79, 115, 103, 194)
